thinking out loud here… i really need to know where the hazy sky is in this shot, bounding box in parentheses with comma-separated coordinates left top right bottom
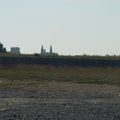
(0, 0, 120, 55)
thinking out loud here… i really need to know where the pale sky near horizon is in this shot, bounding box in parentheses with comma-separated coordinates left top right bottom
(0, 0, 120, 55)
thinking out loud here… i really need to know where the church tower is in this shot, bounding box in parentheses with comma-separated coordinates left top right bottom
(41, 45, 44, 54)
(50, 45, 53, 54)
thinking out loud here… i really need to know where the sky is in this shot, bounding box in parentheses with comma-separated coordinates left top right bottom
(0, 0, 120, 55)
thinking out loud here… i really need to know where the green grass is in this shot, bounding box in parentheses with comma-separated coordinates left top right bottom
(0, 65, 120, 85)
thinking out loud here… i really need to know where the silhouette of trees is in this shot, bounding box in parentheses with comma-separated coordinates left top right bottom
(0, 42, 7, 53)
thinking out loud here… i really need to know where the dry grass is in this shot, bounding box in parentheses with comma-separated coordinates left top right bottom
(0, 65, 120, 85)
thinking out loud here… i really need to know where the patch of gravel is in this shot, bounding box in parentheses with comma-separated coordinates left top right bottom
(0, 82, 120, 120)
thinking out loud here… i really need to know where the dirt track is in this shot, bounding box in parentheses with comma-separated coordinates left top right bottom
(0, 82, 120, 120)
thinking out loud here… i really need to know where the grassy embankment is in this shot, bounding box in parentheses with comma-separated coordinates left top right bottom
(0, 65, 120, 88)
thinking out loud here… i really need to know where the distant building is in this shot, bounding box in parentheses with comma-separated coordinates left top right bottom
(43, 49, 46, 54)
(41, 45, 44, 54)
(50, 45, 53, 54)
(40, 45, 58, 56)
(11, 47, 20, 54)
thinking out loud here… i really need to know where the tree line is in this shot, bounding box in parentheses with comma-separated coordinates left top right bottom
(0, 56, 120, 67)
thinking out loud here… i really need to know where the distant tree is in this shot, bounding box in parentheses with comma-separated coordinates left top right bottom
(0, 43, 3, 52)
(34, 53, 40, 57)
(0, 42, 7, 53)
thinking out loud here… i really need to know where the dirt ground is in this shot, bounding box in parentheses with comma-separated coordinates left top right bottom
(0, 82, 120, 120)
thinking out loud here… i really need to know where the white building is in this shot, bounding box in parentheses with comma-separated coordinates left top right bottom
(11, 47, 21, 54)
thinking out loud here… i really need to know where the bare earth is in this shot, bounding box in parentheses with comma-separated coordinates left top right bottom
(0, 82, 120, 120)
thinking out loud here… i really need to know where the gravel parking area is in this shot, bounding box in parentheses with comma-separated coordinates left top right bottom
(0, 82, 120, 120)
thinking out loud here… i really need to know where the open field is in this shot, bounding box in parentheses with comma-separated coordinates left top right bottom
(0, 65, 120, 85)
(0, 82, 120, 120)
(0, 65, 120, 119)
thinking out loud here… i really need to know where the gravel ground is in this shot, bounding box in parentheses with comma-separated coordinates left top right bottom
(0, 82, 120, 120)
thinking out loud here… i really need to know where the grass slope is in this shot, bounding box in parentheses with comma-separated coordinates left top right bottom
(0, 65, 119, 86)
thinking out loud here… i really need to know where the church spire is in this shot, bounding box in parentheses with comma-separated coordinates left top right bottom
(41, 45, 44, 54)
(50, 45, 53, 54)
